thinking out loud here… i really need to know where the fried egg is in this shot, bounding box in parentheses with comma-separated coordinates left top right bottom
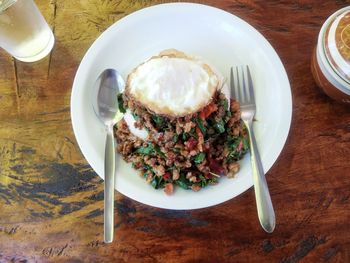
(125, 49, 220, 117)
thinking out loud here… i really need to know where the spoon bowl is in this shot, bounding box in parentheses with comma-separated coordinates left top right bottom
(92, 69, 125, 125)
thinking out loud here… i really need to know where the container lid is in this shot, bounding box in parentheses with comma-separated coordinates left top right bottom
(323, 9, 350, 86)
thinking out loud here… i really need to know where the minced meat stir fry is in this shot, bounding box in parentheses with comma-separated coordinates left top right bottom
(114, 91, 249, 195)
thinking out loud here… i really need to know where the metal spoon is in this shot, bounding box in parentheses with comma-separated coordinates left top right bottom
(92, 69, 125, 243)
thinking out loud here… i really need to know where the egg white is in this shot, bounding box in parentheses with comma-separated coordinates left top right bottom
(123, 110, 148, 140)
(126, 52, 219, 117)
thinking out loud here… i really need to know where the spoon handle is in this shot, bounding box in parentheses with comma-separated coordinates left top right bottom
(104, 126, 115, 243)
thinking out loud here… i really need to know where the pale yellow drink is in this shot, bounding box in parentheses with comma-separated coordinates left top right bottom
(0, 0, 54, 62)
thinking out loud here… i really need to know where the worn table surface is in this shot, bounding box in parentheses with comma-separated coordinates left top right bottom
(1, 1, 350, 262)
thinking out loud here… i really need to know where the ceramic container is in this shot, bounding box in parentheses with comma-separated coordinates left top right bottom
(311, 6, 350, 104)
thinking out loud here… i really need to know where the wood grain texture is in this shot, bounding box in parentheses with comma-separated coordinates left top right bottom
(0, 0, 350, 262)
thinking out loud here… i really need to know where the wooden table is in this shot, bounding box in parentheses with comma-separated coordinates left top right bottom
(1, 1, 349, 262)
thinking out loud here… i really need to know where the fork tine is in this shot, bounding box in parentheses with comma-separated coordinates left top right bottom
(230, 67, 236, 98)
(246, 65, 255, 103)
(236, 66, 243, 103)
(241, 65, 248, 102)
(230, 67, 236, 99)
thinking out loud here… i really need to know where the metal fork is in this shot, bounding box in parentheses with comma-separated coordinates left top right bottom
(230, 66, 276, 233)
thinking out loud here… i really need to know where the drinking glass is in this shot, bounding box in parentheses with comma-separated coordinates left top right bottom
(0, 0, 55, 62)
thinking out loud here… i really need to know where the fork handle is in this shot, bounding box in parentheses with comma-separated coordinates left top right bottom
(245, 120, 276, 233)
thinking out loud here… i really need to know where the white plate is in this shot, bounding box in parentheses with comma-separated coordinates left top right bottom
(71, 3, 292, 210)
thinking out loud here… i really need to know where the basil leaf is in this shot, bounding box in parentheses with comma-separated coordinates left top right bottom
(220, 99, 229, 111)
(193, 152, 206, 164)
(208, 178, 219, 185)
(194, 117, 206, 136)
(175, 174, 191, 190)
(243, 136, 249, 150)
(214, 119, 225, 134)
(151, 176, 160, 189)
(135, 145, 154, 155)
(189, 127, 196, 138)
(143, 164, 153, 172)
(199, 174, 206, 181)
(182, 133, 189, 141)
(200, 180, 208, 188)
(152, 114, 166, 129)
(158, 176, 165, 188)
(154, 145, 165, 158)
(227, 136, 240, 150)
(135, 143, 165, 158)
(166, 166, 177, 171)
(199, 174, 208, 188)
(220, 99, 231, 118)
(176, 180, 189, 190)
(117, 94, 126, 113)
(226, 135, 249, 161)
(172, 134, 179, 143)
(173, 148, 181, 153)
(223, 99, 229, 111)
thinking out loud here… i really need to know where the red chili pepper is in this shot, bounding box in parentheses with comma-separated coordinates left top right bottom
(199, 111, 206, 120)
(185, 137, 198, 150)
(199, 103, 218, 120)
(158, 132, 164, 141)
(163, 172, 171, 181)
(204, 173, 213, 179)
(208, 157, 225, 175)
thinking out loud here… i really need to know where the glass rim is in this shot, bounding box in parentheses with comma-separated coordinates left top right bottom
(0, 0, 17, 13)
